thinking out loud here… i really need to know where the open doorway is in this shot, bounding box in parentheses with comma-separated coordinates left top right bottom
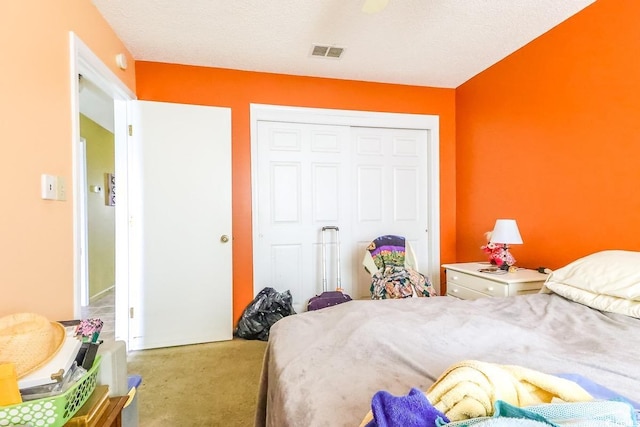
(78, 75, 116, 340)
(70, 32, 135, 344)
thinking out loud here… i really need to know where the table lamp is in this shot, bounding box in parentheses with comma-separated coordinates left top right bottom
(489, 219, 523, 270)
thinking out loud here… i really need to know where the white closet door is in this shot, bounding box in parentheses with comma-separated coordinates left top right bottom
(254, 121, 352, 313)
(351, 127, 429, 299)
(128, 100, 232, 350)
(253, 120, 429, 307)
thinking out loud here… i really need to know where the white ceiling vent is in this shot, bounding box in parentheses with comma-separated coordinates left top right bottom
(311, 45, 345, 59)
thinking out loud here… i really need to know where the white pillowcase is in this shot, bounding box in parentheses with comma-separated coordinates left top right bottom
(543, 250, 640, 318)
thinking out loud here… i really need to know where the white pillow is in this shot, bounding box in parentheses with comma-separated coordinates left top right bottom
(543, 250, 640, 318)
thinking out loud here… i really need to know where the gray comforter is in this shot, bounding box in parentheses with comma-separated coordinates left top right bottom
(255, 293, 640, 427)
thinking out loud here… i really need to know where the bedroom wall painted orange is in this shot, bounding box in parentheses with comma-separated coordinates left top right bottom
(456, 0, 640, 270)
(134, 64, 457, 320)
(0, 1, 135, 319)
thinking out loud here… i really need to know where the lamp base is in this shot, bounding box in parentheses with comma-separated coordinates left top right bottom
(497, 244, 516, 271)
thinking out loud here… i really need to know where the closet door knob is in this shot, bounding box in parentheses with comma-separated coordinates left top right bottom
(220, 235, 230, 243)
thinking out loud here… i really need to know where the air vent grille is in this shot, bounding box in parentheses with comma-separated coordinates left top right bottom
(312, 45, 329, 57)
(311, 44, 345, 59)
(326, 47, 344, 58)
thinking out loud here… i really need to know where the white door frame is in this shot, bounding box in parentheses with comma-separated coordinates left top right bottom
(250, 104, 441, 293)
(70, 33, 136, 343)
(77, 137, 89, 306)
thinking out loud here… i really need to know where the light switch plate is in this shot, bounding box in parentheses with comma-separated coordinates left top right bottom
(56, 176, 66, 201)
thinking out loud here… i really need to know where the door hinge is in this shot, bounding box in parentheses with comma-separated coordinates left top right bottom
(129, 307, 134, 319)
(128, 124, 133, 136)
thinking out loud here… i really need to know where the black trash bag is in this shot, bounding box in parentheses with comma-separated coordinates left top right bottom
(234, 287, 296, 341)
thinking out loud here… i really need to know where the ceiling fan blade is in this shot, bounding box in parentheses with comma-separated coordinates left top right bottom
(362, 0, 389, 14)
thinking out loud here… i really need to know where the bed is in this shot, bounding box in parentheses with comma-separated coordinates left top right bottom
(254, 250, 640, 427)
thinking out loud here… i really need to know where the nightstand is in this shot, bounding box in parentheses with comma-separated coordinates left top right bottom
(442, 262, 548, 300)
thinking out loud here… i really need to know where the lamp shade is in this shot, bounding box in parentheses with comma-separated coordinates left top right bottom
(489, 219, 523, 245)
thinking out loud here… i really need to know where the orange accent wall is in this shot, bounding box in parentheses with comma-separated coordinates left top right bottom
(456, 0, 640, 269)
(134, 65, 457, 321)
(0, 1, 135, 319)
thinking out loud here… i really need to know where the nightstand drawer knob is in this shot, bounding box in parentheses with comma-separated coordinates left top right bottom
(487, 287, 494, 291)
(452, 276, 459, 281)
(452, 288, 459, 293)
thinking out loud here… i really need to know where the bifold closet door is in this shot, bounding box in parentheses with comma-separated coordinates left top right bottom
(253, 121, 352, 313)
(254, 120, 429, 308)
(351, 127, 429, 299)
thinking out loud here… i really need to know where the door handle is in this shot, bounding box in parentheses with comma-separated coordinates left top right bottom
(220, 235, 230, 243)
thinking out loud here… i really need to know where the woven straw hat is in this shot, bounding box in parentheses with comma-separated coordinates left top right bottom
(0, 313, 66, 378)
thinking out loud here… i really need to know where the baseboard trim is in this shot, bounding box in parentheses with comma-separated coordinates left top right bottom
(89, 285, 115, 304)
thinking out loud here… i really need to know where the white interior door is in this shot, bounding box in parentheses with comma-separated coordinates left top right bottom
(128, 100, 232, 350)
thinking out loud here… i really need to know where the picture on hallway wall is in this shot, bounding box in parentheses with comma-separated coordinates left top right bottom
(105, 173, 115, 206)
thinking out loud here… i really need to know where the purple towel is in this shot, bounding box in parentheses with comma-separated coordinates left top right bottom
(366, 388, 449, 427)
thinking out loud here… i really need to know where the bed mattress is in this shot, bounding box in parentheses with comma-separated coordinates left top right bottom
(255, 293, 640, 427)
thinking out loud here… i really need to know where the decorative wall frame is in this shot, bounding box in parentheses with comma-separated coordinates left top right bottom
(105, 173, 115, 206)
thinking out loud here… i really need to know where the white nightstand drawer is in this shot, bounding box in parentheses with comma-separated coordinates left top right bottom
(447, 283, 490, 300)
(446, 270, 508, 297)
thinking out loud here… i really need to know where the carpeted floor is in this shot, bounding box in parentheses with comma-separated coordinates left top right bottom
(127, 338, 268, 427)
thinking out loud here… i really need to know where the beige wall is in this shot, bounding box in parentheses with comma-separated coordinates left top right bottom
(80, 114, 115, 299)
(0, 1, 135, 320)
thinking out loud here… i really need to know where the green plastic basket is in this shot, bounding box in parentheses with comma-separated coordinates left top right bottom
(0, 356, 100, 427)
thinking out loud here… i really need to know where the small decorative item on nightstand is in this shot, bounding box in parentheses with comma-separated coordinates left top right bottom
(481, 219, 523, 270)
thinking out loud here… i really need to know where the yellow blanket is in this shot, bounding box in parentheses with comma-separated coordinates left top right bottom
(359, 360, 592, 426)
(427, 360, 592, 421)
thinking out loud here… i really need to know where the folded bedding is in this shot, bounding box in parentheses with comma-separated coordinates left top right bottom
(363, 387, 448, 427)
(555, 373, 640, 410)
(426, 360, 592, 421)
(360, 360, 593, 426)
(444, 400, 637, 427)
(363, 397, 638, 427)
(450, 419, 552, 427)
(361, 365, 638, 427)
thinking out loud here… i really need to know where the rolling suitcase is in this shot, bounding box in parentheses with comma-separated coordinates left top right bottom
(307, 226, 352, 311)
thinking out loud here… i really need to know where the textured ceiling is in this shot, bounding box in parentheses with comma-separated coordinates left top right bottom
(92, 0, 595, 88)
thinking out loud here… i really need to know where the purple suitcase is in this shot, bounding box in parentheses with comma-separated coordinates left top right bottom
(307, 226, 352, 311)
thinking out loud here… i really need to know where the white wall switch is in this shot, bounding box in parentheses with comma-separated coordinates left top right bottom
(56, 176, 66, 201)
(41, 174, 57, 200)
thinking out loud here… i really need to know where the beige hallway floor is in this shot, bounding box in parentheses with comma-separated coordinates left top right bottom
(80, 287, 115, 342)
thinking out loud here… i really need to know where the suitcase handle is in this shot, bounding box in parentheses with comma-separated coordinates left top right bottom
(321, 226, 342, 292)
